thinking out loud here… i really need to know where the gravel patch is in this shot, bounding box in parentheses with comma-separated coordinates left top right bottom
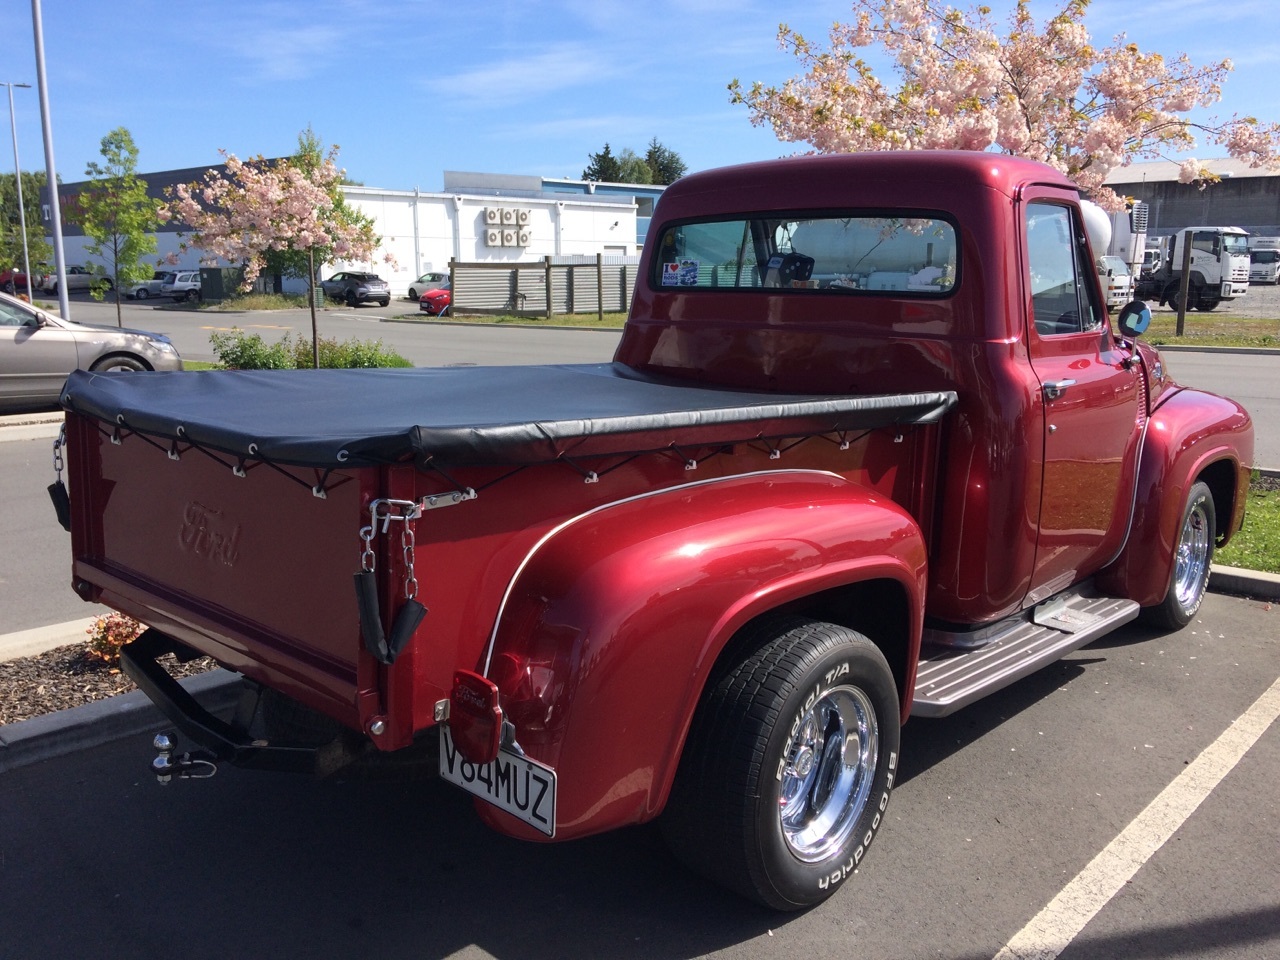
(0, 643, 214, 726)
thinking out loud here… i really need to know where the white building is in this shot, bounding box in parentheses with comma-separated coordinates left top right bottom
(47, 166, 657, 298)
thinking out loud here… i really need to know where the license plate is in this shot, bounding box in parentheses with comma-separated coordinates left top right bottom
(439, 726, 556, 837)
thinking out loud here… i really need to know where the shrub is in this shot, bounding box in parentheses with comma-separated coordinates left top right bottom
(209, 328, 411, 370)
(209, 328, 292, 369)
(86, 611, 144, 667)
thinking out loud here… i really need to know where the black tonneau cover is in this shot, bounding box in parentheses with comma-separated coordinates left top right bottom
(61, 363, 957, 469)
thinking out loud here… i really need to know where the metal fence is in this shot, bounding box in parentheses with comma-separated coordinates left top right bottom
(449, 255, 640, 317)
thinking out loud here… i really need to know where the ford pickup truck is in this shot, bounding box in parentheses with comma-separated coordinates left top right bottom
(55, 151, 1253, 911)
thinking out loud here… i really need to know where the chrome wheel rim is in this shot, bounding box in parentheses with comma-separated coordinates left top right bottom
(1174, 499, 1211, 611)
(778, 685, 878, 862)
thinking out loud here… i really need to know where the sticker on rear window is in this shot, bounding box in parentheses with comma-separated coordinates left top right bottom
(662, 259, 699, 286)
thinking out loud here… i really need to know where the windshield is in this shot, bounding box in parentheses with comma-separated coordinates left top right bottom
(652, 213, 957, 296)
(1251, 250, 1279, 264)
(1222, 233, 1250, 257)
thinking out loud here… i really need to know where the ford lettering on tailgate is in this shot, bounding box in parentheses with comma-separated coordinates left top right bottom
(439, 726, 556, 837)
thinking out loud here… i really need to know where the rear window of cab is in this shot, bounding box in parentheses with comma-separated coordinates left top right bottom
(651, 213, 958, 296)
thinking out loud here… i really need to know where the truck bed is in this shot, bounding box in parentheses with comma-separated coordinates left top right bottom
(60, 362, 956, 468)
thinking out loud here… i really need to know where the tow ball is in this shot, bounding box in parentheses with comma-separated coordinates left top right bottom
(151, 733, 218, 783)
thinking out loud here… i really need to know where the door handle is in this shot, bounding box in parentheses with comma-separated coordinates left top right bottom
(1043, 379, 1076, 401)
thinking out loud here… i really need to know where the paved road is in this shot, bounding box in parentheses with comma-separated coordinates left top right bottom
(1, 593, 1275, 959)
(1160, 349, 1280, 468)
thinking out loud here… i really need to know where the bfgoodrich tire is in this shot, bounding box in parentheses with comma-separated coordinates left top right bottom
(661, 617, 900, 911)
(1143, 480, 1215, 630)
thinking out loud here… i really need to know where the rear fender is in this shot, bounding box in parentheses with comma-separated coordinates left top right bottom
(479, 469, 927, 840)
(1098, 387, 1252, 606)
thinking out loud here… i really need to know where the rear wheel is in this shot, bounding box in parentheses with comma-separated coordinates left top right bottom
(183, 288, 199, 303)
(378, 298, 389, 307)
(661, 617, 900, 911)
(345, 290, 358, 307)
(135, 288, 149, 300)
(1143, 480, 1215, 630)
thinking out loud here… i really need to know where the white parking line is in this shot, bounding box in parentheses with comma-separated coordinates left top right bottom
(994, 674, 1280, 960)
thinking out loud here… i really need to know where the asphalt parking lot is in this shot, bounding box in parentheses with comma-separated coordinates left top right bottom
(1, 591, 1276, 960)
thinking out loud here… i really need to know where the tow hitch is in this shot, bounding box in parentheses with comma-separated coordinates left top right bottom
(151, 734, 218, 783)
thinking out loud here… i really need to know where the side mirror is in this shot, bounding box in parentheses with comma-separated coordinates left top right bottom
(1116, 300, 1151, 338)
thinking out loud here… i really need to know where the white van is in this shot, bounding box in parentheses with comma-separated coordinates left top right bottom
(1095, 255, 1134, 308)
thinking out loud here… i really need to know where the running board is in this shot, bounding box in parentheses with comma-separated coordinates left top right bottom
(911, 591, 1140, 718)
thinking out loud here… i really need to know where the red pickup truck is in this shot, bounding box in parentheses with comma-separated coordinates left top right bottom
(56, 151, 1253, 911)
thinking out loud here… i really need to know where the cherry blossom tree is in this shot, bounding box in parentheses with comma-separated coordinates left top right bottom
(729, 0, 1280, 210)
(162, 134, 386, 366)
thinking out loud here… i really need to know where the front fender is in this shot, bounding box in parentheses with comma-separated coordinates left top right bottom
(1098, 386, 1253, 606)
(480, 470, 927, 841)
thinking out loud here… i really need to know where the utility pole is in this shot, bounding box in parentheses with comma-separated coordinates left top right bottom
(2, 81, 33, 299)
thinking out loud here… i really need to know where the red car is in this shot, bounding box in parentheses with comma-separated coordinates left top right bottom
(0, 264, 44, 296)
(418, 284, 451, 316)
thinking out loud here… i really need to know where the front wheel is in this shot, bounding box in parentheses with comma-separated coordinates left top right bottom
(661, 617, 900, 911)
(90, 355, 146, 373)
(135, 288, 149, 300)
(1143, 480, 1215, 630)
(1197, 299, 1219, 312)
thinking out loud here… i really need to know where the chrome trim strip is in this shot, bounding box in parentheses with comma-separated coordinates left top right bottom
(480, 468, 846, 677)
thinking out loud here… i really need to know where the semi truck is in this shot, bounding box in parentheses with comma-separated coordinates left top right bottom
(54, 151, 1253, 911)
(1134, 226, 1251, 311)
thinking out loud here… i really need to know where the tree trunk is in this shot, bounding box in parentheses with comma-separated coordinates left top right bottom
(308, 247, 320, 368)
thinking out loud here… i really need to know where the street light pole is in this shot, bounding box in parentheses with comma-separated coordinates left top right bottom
(30, 0, 70, 320)
(2, 81, 33, 300)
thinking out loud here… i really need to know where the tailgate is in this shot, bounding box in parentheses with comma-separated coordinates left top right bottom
(65, 412, 375, 731)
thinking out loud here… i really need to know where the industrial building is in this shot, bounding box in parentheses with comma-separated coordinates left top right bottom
(1103, 158, 1280, 238)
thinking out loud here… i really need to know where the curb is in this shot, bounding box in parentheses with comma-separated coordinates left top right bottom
(1155, 344, 1279, 355)
(1209, 564, 1280, 603)
(378, 315, 625, 333)
(0, 617, 101, 663)
(0, 669, 242, 773)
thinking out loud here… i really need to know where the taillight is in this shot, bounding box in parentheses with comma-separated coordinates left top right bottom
(448, 670, 503, 764)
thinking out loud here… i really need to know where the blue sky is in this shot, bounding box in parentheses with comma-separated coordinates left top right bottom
(0, 0, 1274, 191)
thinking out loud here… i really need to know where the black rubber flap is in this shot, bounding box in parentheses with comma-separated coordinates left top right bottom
(61, 363, 956, 469)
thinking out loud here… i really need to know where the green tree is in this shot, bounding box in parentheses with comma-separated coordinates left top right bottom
(644, 138, 687, 184)
(617, 148, 653, 184)
(0, 171, 53, 292)
(78, 128, 161, 326)
(582, 143, 623, 182)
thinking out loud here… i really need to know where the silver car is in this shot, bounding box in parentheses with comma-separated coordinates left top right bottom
(126, 271, 176, 300)
(0, 291, 183, 411)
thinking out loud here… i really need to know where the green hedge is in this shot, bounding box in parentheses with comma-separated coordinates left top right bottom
(209, 328, 412, 369)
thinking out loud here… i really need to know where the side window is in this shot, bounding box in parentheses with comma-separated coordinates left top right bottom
(1026, 203, 1103, 336)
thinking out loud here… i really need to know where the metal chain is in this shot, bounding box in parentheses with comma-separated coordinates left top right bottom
(52, 423, 65, 483)
(359, 524, 376, 573)
(401, 522, 418, 600)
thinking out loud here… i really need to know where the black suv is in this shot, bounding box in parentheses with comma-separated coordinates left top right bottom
(320, 271, 391, 307)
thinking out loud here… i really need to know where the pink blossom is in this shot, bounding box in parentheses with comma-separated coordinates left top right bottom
(731, 0, 1280, 209)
